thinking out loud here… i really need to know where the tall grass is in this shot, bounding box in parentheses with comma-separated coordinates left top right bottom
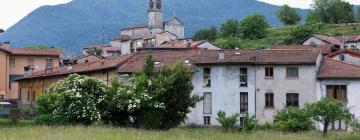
(0, 126, 359, 140)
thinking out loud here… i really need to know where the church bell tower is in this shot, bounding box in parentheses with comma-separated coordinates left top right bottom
(148, 0, 164, 30)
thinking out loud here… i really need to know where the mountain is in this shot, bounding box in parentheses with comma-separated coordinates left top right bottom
(0, 0, 309, 55)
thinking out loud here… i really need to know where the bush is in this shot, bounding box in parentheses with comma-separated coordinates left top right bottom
(20, 106, 32, 117)
(101, 78, 131, 126)
(273, 107, 313, 132)
(240, 112, 257, 132)
(351, 119, 360, 132)
(216, 111, 239, 132)
(36, 74, 107, 125)
(36, 93, 58, 115)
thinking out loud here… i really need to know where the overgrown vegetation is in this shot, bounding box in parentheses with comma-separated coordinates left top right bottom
(192, 0, 360, 49)
(273, 107, 313, 132)
(216, 111, 239, 132)
(35, 55, 200, 130)
(305, 98, 351, 136)
(240, 112, 257, 132)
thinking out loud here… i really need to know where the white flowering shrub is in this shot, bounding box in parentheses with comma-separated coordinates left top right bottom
(36, 74, 107, 125)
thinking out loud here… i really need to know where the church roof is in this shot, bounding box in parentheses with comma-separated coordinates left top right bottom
(164, 16, 184, 25)
(120, 24, 148, 31)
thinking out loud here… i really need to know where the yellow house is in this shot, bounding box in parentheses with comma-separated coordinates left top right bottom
(0, 43, 64, 100)
(16, 54, 132, 105)
(0, 44, 11, 100)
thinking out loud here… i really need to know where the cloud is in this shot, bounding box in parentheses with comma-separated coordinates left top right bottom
(0, 0, 72, 30)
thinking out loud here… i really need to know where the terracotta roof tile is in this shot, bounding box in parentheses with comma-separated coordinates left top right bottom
(273, 45, 333, 54)
(327, 49, 360, 58)
(318, 58, 360, 79)
(17, 54, 133, 80)
(9, 48, 64, 57)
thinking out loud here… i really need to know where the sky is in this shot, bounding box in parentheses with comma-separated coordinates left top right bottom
(1, 0, 360, 30)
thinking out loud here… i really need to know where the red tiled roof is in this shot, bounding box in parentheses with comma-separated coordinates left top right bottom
(103, 47, 121, 52)
(310, 34, 360, 45)
(157, 39, 207, 49)
(119, 49, 320, 73)
(9, 48, 63, 57)
(318, 58, 360, 79)
(112, 35, 131, 41)
(273, 45, 333, 54)
(17, 54, 134, 80)
(327, 49, 360, 58)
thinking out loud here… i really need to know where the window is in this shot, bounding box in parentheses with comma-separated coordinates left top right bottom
(32, 91, 36, 102)
(286, 93, 299, 107)
(203, 92, 212, 114)
(19, 88, 22, 100)
(326, 85, 347, 102)
(265, 67, 273, 78)
(240, 92, 248, 113)
(46, 58, 54, 68)
(10, 58, 15, 68)
(265, 93, 274, 108)
(27, 58, 34, 66)
(240, 68, 248, 87)
(204, 116, 211, 126)
(203, 68, 211, 87)
(286, 67, 298, 78)
(27, 91, 30, 102)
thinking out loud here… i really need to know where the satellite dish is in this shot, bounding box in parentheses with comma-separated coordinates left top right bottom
(339, 52, 345, 61)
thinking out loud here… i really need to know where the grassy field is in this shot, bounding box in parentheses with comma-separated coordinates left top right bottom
(0, 119, 359, 140)
(0, 122, 360, 140)
(214, 23, 360, 49)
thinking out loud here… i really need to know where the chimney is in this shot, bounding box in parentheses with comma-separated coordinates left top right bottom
(256, 46, 262, 62)
(184, 39, 191, 48)
(218, 50, 225, 61)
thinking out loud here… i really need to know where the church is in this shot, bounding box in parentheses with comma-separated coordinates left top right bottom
(110, 0, 185, 55)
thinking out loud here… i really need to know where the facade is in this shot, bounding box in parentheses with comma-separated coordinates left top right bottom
(15, 48, 360, 129)
(0, 43, 63, 100)
(0, 44, 11, 101)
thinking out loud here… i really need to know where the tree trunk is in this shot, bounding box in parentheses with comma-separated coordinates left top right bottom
(323, 121, 329, 137)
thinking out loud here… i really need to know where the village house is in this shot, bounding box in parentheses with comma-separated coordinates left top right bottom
(0, 43, 63, 101)
(16, 46, 360, 130)
(303, 34, 360, 51)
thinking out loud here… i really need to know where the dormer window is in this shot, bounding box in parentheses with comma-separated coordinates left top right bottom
(185, 59, 190, 64)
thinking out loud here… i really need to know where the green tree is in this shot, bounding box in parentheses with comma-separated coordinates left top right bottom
(305, 11, 322, 24)
(219, 19, 239, 38)
(312, 0, 355, 23)
(285, 25, 317, 44)
(192, 26, 218, 42)
(277, 5, 301, 25)
(130, 55, 201, 130)
(214, 37, 242, 49)
(87, 48, 103, 56)
(305, 98, 351, 136)
(357, 7, 360, 22)
(23, 45, 49, 49)
(239, 13, 269, 40)
(143, 55, 155, 77)
(216, 111, 239, 132)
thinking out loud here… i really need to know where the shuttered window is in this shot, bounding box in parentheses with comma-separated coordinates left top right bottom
(265, 67, 274, 77)
(203, 92, 212, 114)
(240, 92, 248, 113)
(326, 85, 347, 102)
